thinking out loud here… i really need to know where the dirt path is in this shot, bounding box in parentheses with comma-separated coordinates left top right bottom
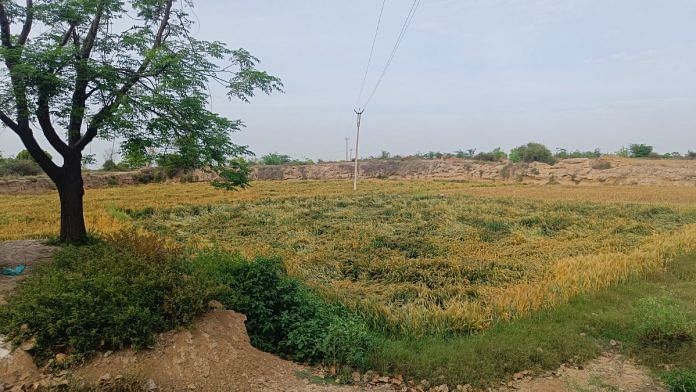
(502, 353, 665, 392)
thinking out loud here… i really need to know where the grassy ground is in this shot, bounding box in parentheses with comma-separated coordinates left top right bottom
(370, 253, 696, 388)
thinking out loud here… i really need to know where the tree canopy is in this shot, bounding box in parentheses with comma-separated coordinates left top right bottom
(0, 0, 283, 242)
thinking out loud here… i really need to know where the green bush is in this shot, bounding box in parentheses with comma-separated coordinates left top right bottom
(663, 370, 696, 392)
(629, 144, 654, 158)
(509, 143, 555, 164)
(0, 235, 212, 362)
(193, 252, 375, 367)
(634, 297, 694, 349)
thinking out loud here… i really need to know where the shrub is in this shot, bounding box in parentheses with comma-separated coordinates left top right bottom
(193, 252, 375, 367)
(509, 143, 555, 164)
(555, 148, 601, 159)
(0, 235, 213, 362)
(663, 369, 696, 392)
(687, 151, 696, 160)
(633, 297, 694, 349)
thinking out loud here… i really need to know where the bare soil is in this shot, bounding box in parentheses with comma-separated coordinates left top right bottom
(0, 240, 56, 304)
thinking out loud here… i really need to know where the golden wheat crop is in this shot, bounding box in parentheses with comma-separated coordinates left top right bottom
(2, 180, 695, 335)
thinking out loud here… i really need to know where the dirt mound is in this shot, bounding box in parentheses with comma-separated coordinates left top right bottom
(75, 310, 373, 392)
(252, 157, 696, 186)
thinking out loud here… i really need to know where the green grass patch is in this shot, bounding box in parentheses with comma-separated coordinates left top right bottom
(368, 254, 696, 388)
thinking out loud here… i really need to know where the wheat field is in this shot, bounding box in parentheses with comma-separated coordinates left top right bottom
(2, 180, 696, 335)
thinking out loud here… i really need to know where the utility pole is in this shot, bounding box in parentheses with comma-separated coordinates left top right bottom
(353, 108, 364, 191)
(345, 137, 350, 161)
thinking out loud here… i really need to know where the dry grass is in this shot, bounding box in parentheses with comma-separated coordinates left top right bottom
(2, 180, 696, 335)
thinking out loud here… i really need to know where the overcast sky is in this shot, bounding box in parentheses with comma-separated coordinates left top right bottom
(2, 0, 696, 163)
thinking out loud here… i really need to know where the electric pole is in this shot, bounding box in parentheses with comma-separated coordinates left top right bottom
(345, 137, 350, 161)
(353, 109, 364, 191)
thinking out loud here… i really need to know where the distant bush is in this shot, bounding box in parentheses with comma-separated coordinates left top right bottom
(634, 297, 693, 350)
(193, 252, 375, 367)
(0, 158, 42, 176)
(101, 159, 129, 171)
(629, 144, 654, 158)
(591, 160, 612, 170)
(260, 153, 313, 165)
(509, 143, 555, 164)
(663, 369, 696, 392)
(687, 151, 696, 160)
(16, 149, 52, 162)
(474, 148, 507, 162)
(260, 153, 292, 165)
(0, 233, 213, 362)
(555, 148, 601, 159)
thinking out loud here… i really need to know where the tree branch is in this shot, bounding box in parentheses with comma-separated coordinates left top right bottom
(18, 0, 33, 46)
(0, 1, 12, 48)
(0, 108, 19, 132)
(37, 91, 70, 155)
(67, 1, 106, 145)
(75, 0, 173, 151)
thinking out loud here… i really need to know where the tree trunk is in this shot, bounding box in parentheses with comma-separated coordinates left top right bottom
(57, 159, 87, 244)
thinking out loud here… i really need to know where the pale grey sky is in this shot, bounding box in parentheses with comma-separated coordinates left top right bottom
(2, 0, 696, 163)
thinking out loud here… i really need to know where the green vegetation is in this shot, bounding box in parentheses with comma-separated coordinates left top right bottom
(193, 252, 374, 367)
(259, 153, 314, 165)
(370, 254, 696, 388)
(0, 233, 373, 368)
(0, 232, 212, 362)
(510, 142, 556, 164)
(555, 148, 601, 159)
(630, 144, 655, 158)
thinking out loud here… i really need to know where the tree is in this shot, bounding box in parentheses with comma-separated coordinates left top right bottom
(629, 144, 654, 158)
(509, 142, 555, 164)
(0, 0, 282, 243)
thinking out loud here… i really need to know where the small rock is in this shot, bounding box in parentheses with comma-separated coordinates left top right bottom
(378, 376, 390, 383)
(208, 300, 225, 310)
(99, 373, 111, 383)
(20, 337, 36, 351)
(19, 324, 29, 334)
(420, 379, 431, 389)
(610, 339, 618, 347)
(103, 350, 113, 358)
(392, 377, 403, 386)
(352, 371, 361, 383)
(579, 332, 587, 337)
(145, 379, 157, 391)
(55, 353, 69, 366)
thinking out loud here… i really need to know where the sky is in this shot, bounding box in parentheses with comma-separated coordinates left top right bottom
(1, 0, 696, 163)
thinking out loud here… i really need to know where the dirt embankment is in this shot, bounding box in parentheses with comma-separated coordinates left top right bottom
(1, 158, 695, 194)
(253, 158, 696, 186)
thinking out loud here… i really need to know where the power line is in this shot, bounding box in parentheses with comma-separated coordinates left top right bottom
(355, 0, 387, 107)
(361, 0, 421, 109)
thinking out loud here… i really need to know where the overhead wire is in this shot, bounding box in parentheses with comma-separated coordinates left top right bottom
(360, 0, 421, 109)
(354, 0, 387, 107)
